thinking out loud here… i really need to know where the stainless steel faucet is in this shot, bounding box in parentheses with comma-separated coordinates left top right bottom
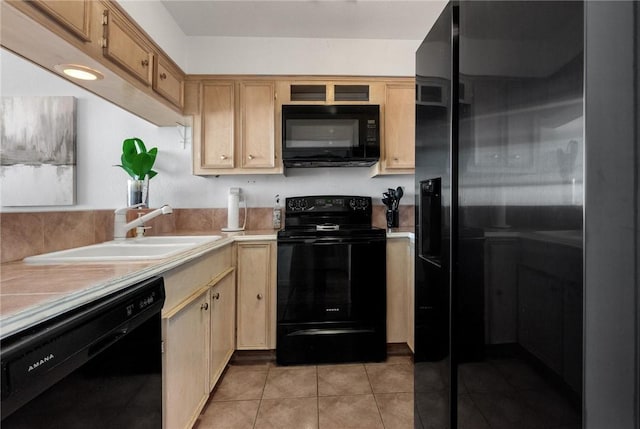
(113, 204, 173, 240)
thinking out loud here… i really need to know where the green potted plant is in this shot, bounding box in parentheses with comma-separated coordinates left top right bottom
(116, 137, 158, 206)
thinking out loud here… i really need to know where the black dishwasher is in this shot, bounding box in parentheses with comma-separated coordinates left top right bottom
(1, 276, 165, 428)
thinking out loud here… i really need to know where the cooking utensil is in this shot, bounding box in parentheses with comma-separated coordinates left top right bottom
(394, 186, 404, 210)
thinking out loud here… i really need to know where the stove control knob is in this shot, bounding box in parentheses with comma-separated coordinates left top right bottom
(349, 199, 356, 208)
(288, 200, 295, 209)
(299, 200, 308, 210)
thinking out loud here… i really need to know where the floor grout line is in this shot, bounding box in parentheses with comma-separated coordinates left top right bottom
(251, 365, 270, 429)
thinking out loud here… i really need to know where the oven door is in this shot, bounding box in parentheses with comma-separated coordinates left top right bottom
(276, 234, 387, 364)
(277, 235, 386, 324)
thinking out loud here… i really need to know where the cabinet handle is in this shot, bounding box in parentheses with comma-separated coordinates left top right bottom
(213, 293, 220, 300)
(141, 59, 149, 67)
(248, 154, 254, 160)
(159, 72, 167, 80)
(220, 155, 228, 160)
(201, 302, 209, 310)
(257, 293, 263, 300)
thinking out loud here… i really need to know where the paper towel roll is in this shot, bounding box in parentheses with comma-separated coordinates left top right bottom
(227, 188, 240, 230)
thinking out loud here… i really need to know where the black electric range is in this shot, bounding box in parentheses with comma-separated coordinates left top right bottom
(276, 196, 387, 365)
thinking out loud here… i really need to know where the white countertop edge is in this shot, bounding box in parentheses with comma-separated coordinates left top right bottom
(1, 234, 278, 339)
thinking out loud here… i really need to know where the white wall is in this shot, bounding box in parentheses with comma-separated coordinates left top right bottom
(117, 0, 189, 70)
(186, 36, 421, 76)
(0, 50, 413, 212)
(117, 0, 445, 76)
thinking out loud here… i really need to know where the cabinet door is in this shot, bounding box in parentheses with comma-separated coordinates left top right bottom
(102, 9, 153, 86)
(239, 81, 275, 169)
(386, 238, 409, 343)
(163, 289, 210, 429)
(517, 266, 563, 374)
(31, 0, 91, 41)
(384, 83, 415, 170)
(485, 238, 519, 344)
(563, 280, 583, 393)
(200, 81, 236, 169)
(154, 55, 184, 109)
(237, 243, 272, 349)
(210, 271, 236, 391)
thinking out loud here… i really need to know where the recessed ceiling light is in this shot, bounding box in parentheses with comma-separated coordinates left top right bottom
(54, 64, 104, 81)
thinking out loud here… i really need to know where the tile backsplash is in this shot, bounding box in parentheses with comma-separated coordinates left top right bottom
(1, 205, 414, 263)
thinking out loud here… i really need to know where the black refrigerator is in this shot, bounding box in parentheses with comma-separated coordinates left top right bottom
(414, 2, 584, 428)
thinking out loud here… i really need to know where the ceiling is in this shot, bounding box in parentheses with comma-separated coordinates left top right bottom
(160, 0, 447, 40)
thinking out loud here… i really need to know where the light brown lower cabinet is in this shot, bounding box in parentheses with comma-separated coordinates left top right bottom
(236, 242, 276, 350)
(163, 287, 210, 429)
(386, 236, 415, 350)
(209, 269, 236, 391)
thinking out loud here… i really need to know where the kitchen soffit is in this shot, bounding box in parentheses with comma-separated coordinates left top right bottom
(160, 0, 447, 40)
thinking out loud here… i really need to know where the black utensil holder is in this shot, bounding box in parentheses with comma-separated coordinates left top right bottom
(386, 209, 399, 229)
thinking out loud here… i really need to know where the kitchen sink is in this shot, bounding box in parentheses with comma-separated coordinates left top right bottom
(24, 235, 222, 264)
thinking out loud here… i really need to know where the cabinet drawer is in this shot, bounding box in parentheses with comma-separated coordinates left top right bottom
(154, 56, 184, 109)
(102, 9, 153, 86)
(162, 245, 233, 311)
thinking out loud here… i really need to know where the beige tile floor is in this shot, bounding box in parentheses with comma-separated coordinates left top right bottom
(194, 356, 414, 429)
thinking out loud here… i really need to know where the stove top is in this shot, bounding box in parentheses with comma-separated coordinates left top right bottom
(282, 195, 373, 230)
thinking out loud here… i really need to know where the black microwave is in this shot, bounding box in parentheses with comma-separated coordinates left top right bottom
(282, 105, 380, 167)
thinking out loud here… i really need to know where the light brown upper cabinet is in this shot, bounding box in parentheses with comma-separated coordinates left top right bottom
(239, 81, 276, 169)
(102, 8, 153, 86)
(198, 81, 236, 169)
(376, 82, 415, 175)
(30, 0, 91, 42)
(279, 80, 384, 105)
(3, 1, 187, 125)
(194, 79, 281, 175)
(154, 54, 184, 109)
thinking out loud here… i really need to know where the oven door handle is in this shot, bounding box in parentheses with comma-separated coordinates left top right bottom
(279, 237, 385, 245)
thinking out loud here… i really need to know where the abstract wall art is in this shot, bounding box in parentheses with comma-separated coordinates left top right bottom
(1, 96, 77, 206)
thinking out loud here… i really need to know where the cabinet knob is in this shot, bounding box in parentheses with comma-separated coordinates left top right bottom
(213, 292, 220, 300)
(248, 154, 255, 160)
(220, 155, 228, 160)
(141, 59, 149, 67)
(201, 302, 209, 310)
(159, 72, 167, 80)
(257, 293, 263, 300)
(393, 157, 399, 161)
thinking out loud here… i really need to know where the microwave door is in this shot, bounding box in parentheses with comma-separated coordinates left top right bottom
(284, 118, 358, 156)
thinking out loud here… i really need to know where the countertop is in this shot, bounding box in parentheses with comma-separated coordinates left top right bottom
(0, 230, 277, 339)
(0, 229, 415, 340)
